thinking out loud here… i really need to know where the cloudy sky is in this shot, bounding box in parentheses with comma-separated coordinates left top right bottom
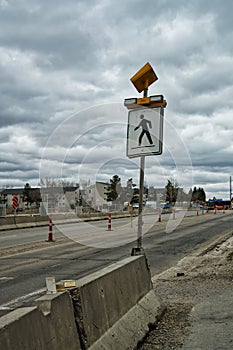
(0, 0, 233, 200)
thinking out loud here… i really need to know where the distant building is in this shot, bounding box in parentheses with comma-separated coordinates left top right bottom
(0, 188, 38, 209)
(147, 187, 166, 202)
(0, 186, 79, 213)
(40, 186, 79, 212)
(82, 182, 109, 211)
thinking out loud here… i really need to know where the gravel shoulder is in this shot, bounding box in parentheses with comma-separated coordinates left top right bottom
(138, 233, 233, 350)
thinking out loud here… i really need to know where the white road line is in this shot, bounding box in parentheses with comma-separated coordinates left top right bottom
(0, 235, 16, 239)
(0, 277, 14, 281)
(0, 287, 46, 311)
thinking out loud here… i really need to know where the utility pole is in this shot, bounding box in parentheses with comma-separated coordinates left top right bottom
(230, 176, 232, 209)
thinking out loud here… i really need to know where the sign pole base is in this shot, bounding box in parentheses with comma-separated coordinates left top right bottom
(131, 247, 145, 256)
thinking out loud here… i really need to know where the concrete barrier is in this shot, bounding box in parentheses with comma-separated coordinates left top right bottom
(0, 216, 17, 230)
(0, 215, 49, 230)
(0, 292, 80, 350)
(34, 214, 49, 227)
(89, 289, 163, 350)
(0, 255, 165, 349)
(15, 215, 36, 228)
(0, 212, 135, 231)
(54, 213, 80, 224)
(69, 255, 165, 349)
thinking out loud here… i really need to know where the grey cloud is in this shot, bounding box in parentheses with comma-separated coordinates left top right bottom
(0, 0, 233, 198)
(0, 1, 108, 72)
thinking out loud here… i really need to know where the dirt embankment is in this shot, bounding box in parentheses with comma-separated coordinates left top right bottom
(138, 235, 233, 350)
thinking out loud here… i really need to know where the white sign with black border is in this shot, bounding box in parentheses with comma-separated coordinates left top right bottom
(126, 107, 164, 158)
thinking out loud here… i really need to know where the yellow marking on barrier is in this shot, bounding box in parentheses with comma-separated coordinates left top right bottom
(56, 280, 76, 291)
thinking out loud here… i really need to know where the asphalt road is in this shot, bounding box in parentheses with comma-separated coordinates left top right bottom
(0, 210, 197, 248)
(0, 211, 232, 317)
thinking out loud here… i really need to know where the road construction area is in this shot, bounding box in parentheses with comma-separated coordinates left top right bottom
(0, 211, 233, 349)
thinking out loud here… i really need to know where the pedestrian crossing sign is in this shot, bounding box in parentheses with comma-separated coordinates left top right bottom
(126, 107, 163, 158)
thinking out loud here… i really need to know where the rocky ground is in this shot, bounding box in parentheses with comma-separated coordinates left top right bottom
(138, 234, 233, 350)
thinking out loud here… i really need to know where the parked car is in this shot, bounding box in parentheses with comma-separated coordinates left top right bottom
(161, 204, 170, 210)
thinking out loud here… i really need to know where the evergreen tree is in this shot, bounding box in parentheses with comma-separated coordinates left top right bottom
(191, 187, 206, 202)
(165, 178, 179, 204)
(23, 183, 41, 207)
(105, 175, 121, 202)
(23, 183, 32, 207)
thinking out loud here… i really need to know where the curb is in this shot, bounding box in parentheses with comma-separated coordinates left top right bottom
(195, 228, 233, 256)
(151, 228, 233, 284)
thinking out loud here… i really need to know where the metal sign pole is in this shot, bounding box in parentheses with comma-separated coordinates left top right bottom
(134, 87, 148, 255)
(137, 155, 145, 251)
(126, 62, 166, 256)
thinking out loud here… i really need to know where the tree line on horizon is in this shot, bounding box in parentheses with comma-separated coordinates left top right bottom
(105, 175, 206, 205)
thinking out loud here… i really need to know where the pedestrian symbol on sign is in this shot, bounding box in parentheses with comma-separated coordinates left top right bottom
(134, 114, 153, 146)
